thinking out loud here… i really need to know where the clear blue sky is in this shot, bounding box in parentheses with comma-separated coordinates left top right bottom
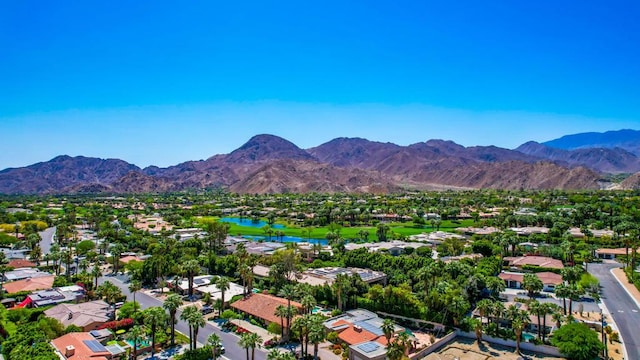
(1, 1, 639, 169)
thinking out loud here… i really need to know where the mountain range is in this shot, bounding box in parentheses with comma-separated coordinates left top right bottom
(2, 129, 640, 194)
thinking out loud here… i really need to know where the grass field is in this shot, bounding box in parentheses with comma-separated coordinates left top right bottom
(195, 216, 475, 241)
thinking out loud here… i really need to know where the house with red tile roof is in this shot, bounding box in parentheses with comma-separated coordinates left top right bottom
(3, 274, 55, 294)
(7, 259, 36, 268)
(230, 293, 303, 326)
(51, 332, 114, 360)
(499, 271, 562, 292)
(504, 255, 564, 270)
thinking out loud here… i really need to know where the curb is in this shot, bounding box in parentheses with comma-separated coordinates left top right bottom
(608, 267, 640, 360)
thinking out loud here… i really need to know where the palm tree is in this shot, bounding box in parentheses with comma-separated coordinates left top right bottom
(163, 293, 183, 346)
(308, 314, 325, 360)
(476, 299, 493, 325)
(110, 243, 125, 274)
(215, 276, 231, 314)
(386, 340, 405, 360)
(182, 259, 201, 299)
(208, 333, 222, 360)
(143, 306, 167, 357)
(555, 283, 570, 315)
(332, 273, 350, 312)
(278, 284, 296, 341)
(91, 262, 102, 290)
(181, 305, 206, 351)
(96, 281, 123, 305)
(128, 280, 142, 312)
(274, 305, 287, 340)
(301, 294, 317, 315)
(239, 332, 263, 360)
(126, 325, 145, 360)
(509, 309, 529, 355)
(381, 318, 395, 345)
(292, 315, 311, 357)
(469, 317, 483, 343)
(527, 300, 542, 340)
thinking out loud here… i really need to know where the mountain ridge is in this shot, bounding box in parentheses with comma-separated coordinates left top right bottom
(0, 132, 625, 194)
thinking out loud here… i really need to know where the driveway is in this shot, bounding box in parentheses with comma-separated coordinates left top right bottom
(590, 262, 640, 360)
(98, 276, 268, 360)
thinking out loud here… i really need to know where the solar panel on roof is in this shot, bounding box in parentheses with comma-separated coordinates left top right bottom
(89, 330, 100, 337)
(355, 320, 384, 336)
(83, 340, 107, 353)
(357, 342, 380, 353)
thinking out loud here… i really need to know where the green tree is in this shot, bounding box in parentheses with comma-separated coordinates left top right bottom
(182, 259, 201, 298)
(215, 276, 231, 314)
(126, 325, 146, 360)
(551, 323, 603, 360)
(181, 305, 205, 351)
(207, 333, 223, 360)
(128, 280, 142, 313)
(381, 318, 395, 345)
(163, 293, 184, 346)
(239, 332, 263, 360)
(143, 306, 167, 358)
(523, 273, 543, 299)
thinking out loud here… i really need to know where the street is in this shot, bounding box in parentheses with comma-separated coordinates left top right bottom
(590, 262, 640, 360)
(98, 275, 268, 360)
(38, 226, 56, 255)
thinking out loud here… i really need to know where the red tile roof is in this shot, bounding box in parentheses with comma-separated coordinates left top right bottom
(51, 332, 111, 360)
(3, 275, 55, 294)
(7, 259, 36, 268)
(338, 326, 378, 345)
(230, 293, 302, 324)
(504, 256, 564, 269)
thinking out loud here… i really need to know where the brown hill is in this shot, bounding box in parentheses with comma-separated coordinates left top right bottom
(0, 134, 611, 194)
(516, 141, 640, 173)
(619, 173, 640, 190)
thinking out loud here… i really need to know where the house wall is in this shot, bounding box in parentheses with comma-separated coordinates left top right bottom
(456, 330, 562, 357)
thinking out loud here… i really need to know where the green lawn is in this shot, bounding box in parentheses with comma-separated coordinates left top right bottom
(196, 216, 474, 241)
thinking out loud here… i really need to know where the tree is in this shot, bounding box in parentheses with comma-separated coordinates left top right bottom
(91, 262, 102, 290)
(208, 333, 223, 360)
(332, 273, 350, 312)
(376, 222, 390, 241)
(555, 283, 570, 315)
(469, 317, 483, 343)
(381, 318, 395, 345)
(301, 294, 317, 315)
(475, 299, 493, 325)
(96, 281, 123, 305)
(239, 332, 263, 360)
(181, 305, 205, 351)
(143, 307, 167, 358)
(126, 325, 146, 360)
(274, 305, 287, 340)
(509, 309, 529, 355)
(163, 293, 184, 346)
(182, 259, 201, 299)
(278, 284, 297, 341)
(215, 276, 231, 314)
(111, 243, 125, 274)
(523, 273, 543, 299)
(128, 280, 142, 313)
(551, 323, 603, 360)
(308, 315, 326, 360)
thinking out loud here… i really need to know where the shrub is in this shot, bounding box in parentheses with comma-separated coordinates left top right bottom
(98, 318, 134, 331)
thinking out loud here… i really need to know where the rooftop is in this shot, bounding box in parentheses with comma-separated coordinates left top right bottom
(51, 332, 111, 360)
(231, 293, 302, 324)
(45, 300, 112, 328)
(504, 256, 564, 269)
(3, 275, 55, 294)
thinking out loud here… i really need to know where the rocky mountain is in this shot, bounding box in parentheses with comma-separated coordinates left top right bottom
(0, 155, 140, 194)
(618, 172, 640, 190)
(0, 134, 609, 194)
(515, 141, 640, 174)
(543, 129, 640, 156)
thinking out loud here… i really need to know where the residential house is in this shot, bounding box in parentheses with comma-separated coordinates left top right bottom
(51, 332, 115, 360)
(2, 275, 55, 294)
(498, 271, 563, 292)
(45, 300, 113, 331)
(29, 285, 86, 307)
(7, 259, 36, 268)
(230, 293, 303, 327)
(504, 256, 564, 270)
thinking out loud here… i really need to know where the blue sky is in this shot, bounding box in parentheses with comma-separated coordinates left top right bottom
(1, 1, 639, 169)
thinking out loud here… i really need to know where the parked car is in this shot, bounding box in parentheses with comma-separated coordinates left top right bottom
(201, 305, 214, 315)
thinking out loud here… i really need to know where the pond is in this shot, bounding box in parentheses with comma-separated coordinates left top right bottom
(220, 217, 285, 229)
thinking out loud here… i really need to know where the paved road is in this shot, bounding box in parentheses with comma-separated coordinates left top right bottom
(590, 262, 640, 360)
(98, 276, 268, 360)
(38, 226, 56, 255)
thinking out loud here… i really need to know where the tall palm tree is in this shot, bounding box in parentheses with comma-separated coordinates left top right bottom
(128, 280, 142, 313)
(381, 319, 395, 345)
(182, 259, 201, 299)
(96, 281, 123, 305)
(509, 309, 529, 355)
(143, 306, 167, 357)
(208, 333, 222, 360)
(239, 332, 263, 360)
(475, 299, 493, 325)
(215, 276, 231, 314)
(527, 300, 542, 340)
(292, 315, 310, 357)
(301, 294, 317, 315)
(554, 283, 570, 315)
(126, 325, 145, 360)
(386, 340, 405, 360)
(163, 293, 183, 346)
(91, 262, 102, 290)
(332, 273, 350, 312)
(181, 305, 206, 351)
(308, 315, 325, 360)
(469, 317, 483, 343)
(274, 305, 287, 340)
(278, 284, 296, 341)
